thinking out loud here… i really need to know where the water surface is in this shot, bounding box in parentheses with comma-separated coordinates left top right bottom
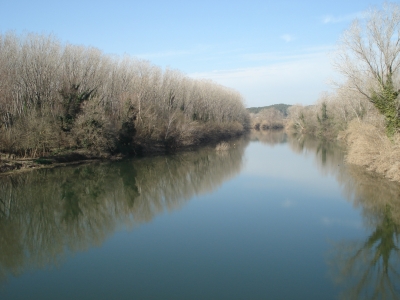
(1, 131, 399, 299)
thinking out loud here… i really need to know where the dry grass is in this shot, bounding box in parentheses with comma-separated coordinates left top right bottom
(345, 118, 400, 182)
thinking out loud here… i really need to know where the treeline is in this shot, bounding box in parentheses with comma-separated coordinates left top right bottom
(250, 107, 285, 130)
(286, 3, 400, 182)
(247, 103, 291, 116)
(0, 32, 249, 158)
(286, 88, 373, 140)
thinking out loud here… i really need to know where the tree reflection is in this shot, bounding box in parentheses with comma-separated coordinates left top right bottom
(329, 167, 400, 300)
(286, 133, 400, 299)
(331, 208, 400, 299)
(250, 129, 286, 146)
(0, 138, 248, 283)
(287, 133, 346, 178)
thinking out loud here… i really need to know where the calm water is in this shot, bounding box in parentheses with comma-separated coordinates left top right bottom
(1, 131, 400, 300)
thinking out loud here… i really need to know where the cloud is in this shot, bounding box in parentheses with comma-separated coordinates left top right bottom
(282, 199, 295, 208)
(191, 48, 332, 80)
(280, 34, 294, 42)
(189, 47, 339, 107)
(136, 44, 212, 59)
(134, 44, 340, 108)
(322, 11, 366, 24)
(241, 45, 333, 63)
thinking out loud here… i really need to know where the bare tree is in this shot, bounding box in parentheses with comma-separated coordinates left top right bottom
(0, 32, 250, 156)
(335, 3, 400, 136)
(287, 105, 306, 131)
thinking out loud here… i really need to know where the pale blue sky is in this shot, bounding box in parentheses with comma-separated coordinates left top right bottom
(0, 0, 387, 107)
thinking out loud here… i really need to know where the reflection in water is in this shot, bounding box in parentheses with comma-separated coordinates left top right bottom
(329, 208, 400, 299)
(0, 138, 248, 283)
(250, 129, 287, 146)
(287, 133, 346, 178)
(329, 167, 400, 300)
(2, 131, 400, 298)
(284, 133, 400, 299)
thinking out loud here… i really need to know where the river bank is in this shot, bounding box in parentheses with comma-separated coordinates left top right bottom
(0, 150, 110, 175)
(0, 132, 248, 176)
(284, 106, 400, 183)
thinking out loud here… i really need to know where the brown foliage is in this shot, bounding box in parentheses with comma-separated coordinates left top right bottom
(71, 101, 116, 155)
(251, 108, 284, 130)
(345, 114, 400, 182)
(0, 32, 249, 158)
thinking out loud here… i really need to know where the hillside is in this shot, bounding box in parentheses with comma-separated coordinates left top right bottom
(247, 104, 291, 116)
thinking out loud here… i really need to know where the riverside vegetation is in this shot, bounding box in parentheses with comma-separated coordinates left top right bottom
(0, 32, 249, 172)
(249, 106, 286, 130)
(285, 3, 400, 182)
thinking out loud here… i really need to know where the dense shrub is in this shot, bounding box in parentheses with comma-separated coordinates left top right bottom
(251, 108, 284, 130)
(344, 113, 400, 182)
(0, 32, 249, 157)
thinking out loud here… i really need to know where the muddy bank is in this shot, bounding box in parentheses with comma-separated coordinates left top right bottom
(0, 134, 249, 176)
(0, 151, 107, 176)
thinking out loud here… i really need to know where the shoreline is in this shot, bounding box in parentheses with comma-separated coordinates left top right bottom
(0, 133, 249, 176)
(0, 152, 111, 176)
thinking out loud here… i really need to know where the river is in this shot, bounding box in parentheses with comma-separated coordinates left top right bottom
(0, 131, 399, 299)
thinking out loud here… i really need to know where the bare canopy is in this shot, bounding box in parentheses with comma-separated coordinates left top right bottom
(335, 2, 400, 98)
(334, 2, 400, 135)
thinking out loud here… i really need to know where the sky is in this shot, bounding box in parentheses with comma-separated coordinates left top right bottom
(0, 0, 389, 107)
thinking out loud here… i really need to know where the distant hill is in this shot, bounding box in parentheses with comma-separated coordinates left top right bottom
(247, 103, 291, 117)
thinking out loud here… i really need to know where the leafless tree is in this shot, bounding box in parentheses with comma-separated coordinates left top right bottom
(334, 2, 400, 135)
(0, 32, 249, 156)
